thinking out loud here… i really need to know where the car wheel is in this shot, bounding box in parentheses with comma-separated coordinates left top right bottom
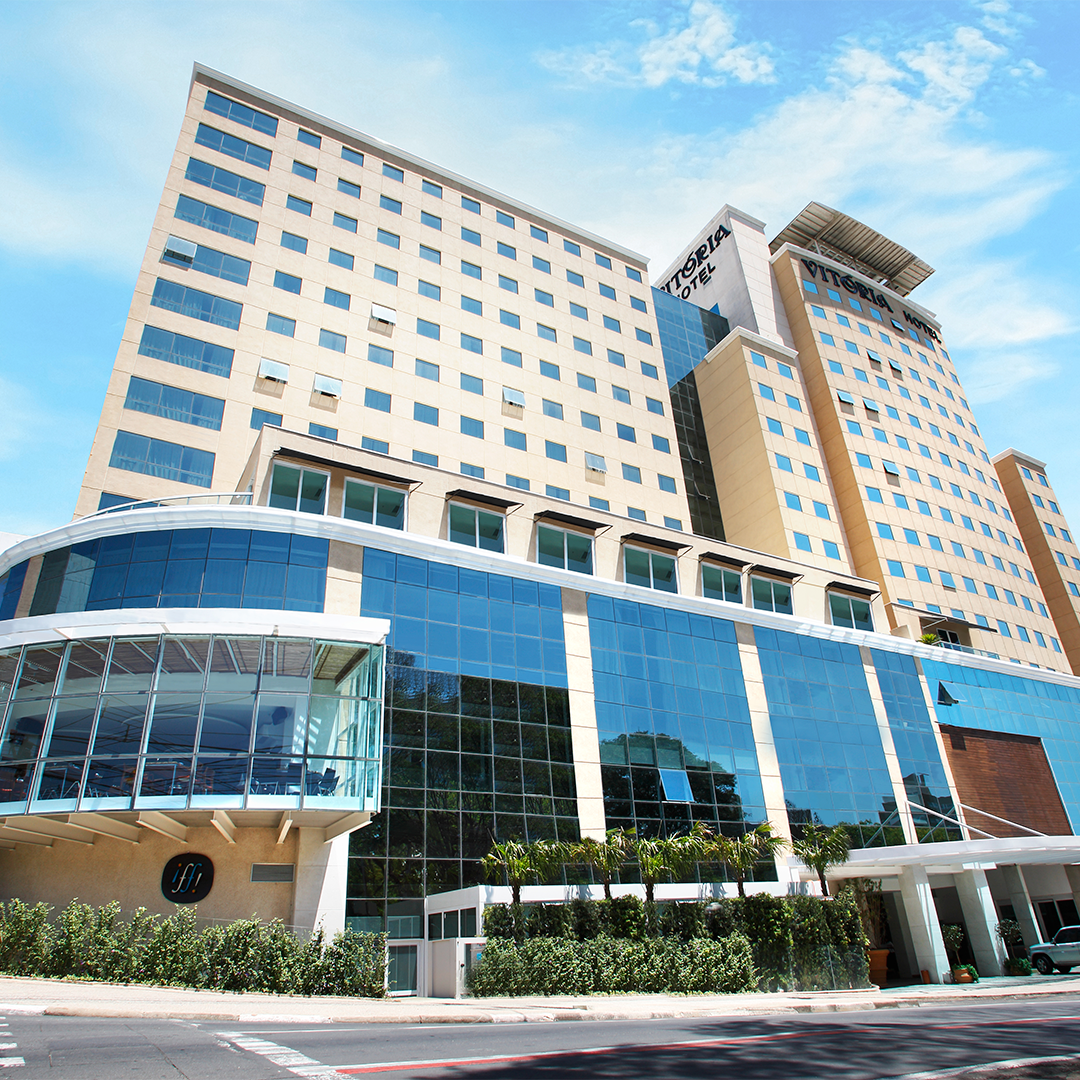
(1056, 965, 1073, 973)
(1033, 954, 1054, 975)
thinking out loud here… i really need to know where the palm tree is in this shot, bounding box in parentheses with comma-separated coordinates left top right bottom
(631, 826, 710, 906)
(716, 822, 787, 898)
(790, 824, 850, 897)
(481, 838, 567, 904)
(573, 828, 632, 900)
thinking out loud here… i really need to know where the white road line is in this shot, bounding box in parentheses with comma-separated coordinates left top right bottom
(216, 1032, 350, 1079)
(0, 1045, 17, 1051)
(0, 1061, 23, 1069)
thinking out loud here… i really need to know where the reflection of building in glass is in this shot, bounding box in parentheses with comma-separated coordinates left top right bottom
(3, 66, 1080, 994)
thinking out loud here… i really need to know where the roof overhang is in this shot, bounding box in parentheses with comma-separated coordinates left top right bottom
(769, 202, 934, 296)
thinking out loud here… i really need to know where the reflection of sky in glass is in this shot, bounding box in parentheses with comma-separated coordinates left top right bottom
(870, 649, 959, 843)
(756, 627, 895, 847)
(588, 594, 765, 840)
(923, 657, 1080, 831)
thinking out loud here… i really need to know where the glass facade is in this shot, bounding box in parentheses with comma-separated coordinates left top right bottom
(351, 549, 574, 933)
(757, 627, 895, 847)
(652, 288, 729, 541)
(589, 595, 769, 874)
(924, 657, 1080, 830)
(0, 634, 383, 815)
(871, 649, 959, 842)
(25, 529, 328, 615)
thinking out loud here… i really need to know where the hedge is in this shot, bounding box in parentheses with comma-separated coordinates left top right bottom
(467, 933, 756, 996)
(475, 893, 869, 993)
(0, 899, 386, 997)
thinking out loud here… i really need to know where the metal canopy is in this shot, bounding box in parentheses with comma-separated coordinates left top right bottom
(770, 202, 934, 297)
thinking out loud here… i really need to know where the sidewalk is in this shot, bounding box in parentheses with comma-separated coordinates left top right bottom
(2, 972, 1079, 1024)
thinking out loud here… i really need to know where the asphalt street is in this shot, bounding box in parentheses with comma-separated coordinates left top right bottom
(3, 995, 1080, 1079)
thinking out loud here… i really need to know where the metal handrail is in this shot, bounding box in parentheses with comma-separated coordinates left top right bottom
(79, 491, 253, 519)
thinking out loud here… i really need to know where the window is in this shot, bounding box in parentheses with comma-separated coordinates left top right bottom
(412, 449, 437, 467)
(286, 194, 312, 216)
(376, 228, 399, 248)
(541, 359, 560, 380)
(641, 362, 659, 379)
(185, 159, 265, 205)
(582, 412, 601, 432)
(538, 323, 557, 342)
(622, 463, 641, 483)
(363, 437, 389, 455)
(804, 463, 821, 481)
(574, 337, 593, 355)
(417, 280, 441, 301)
(589, 497, 610, 511)
(420, 211, 442, 230)
(794, 533, 812, 553)
(309, 422, 337, 441)
(500, 310, 520, 329)
(603, 315, 620, 332)
(382, 163, 404, 182)
(368, 343, 393, 367)
(767, 418, 783, 436)
(124, 376, 224, 431)
(760, 385, 776, 402)
(813, 501, 830, 520)
(624, 547, 676, 592)
(204, 90, 277, 135)
(342, 146, 364, 166)
(268, 463, 328, 514)
(542, 399, 563, 420)
(319, 328, 346, 353)
(292, 160, 316, 181)
(828, 592, 873, 632)
(177, 195, 258, 244)
(499, 346, 522, 369)
(635, 328, 653, 345)
(535, 288, 554, 307)
(194, 123, 272, 169)
(461, 462, 484, 479)
(460, 416, 483, 440)
(417, 318, 440, 340)
(449, 503, 504, 552)
(461, 333, 483, 354)
(584, 452, 606, 473)
(785, 492, 802, 511)
(497, 241, 516, 260)
(324, 287, 350, 310)
(262, 311, 294, 337)
(504, 429, 526, 451)
(577, 372, 596, 392)
(328, 247, 353, 270)
(786, 394, 802, 412)
(152, 279, 243, 330)
(612, 385, 631, 404)
(530, 224, 548, 242)
(546, 440, 567, 463)
(364, 388, 391, 412)
(109, 430, 215, 488)
(533, 255, 551, 274)
(886, 560, 905, 577)
(414, 402, 438, 426)
(415, 358, 440, 382)
(658, 474, 677, 494)
(251, 408, 282, 429)
(616, 423, 636, 443)
(751, 577, 792, 614)
(138, 326, 233, 378)
(776, 454, 793, 473)
(461, 227, 481, 246)
(598, 283, 617, 300)
(538, 526, 593, 574)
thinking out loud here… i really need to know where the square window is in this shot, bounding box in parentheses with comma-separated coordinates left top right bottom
(281, 231, 308, 253)
(630, 296, 647, 313)
(794, 532, 813, 553)
(497, 241, 516, 260)
(603, 315, 621, 332)
(785, 491, 802, 511)
(415, 358, 440, 382)
(581, 411, 601, 431)
(599, 283, 617, 300)
(502, 346, 523, 368)
(363, 436, 389, 454)
(418, 279, 441, 300)
(541, 360, 561, 380)
(546, 440, 567, 462)
(377, 228, 399, 248)
(622, 463, 641, 483)
(617, 423, 636, 443)
(804, 463, 821, 481)
(767, 418, 783, 436)
(319, 328, 346, 353)
(652, 434, 670, 453)
(417, 318, 440, 340)
(496, 210, 514, 228)
(368, 343, 393, 367)
(414, 402, 438, 426)
(641, 362, 659, 379)
(373, 264, 398, 285)
(530, 224, 548, 242)
(795, 429, 811, 446)
(612, 385, 630, 404)
(543, 399, 563, 420)
(626, 267, 643, 282)
(324, 286, 350, 310)
(504, 428, 526, 450)
(461, 332, 483, 354)
(577, 372, 596, 392)
(608, 349, 626, 367)
(460, 415, 483, 439)
(533, 255, 551, 274)
(595, 253, 612, 269)
(813, 501, 830, 520)
(461, 372, 482, 395)
(500, 309, 521, 329)
(573, 336, 593, 355)
(658, 474, 677, 493)
(329, 248, 354, 270)
(364, 387, 391, 412)
(538, 323, 557, 342)
(635, 328, 653, 345)
(776, 454, 793, 473)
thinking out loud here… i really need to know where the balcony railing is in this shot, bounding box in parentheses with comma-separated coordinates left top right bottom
(80, 491, 253, 519)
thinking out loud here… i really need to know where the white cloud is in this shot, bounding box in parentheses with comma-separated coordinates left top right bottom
(538, 0, 774, 88)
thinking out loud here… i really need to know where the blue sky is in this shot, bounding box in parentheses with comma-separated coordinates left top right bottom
(1, 0, 1077, 539)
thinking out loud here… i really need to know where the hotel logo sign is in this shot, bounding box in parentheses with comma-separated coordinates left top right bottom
(660, 224, 731, 299)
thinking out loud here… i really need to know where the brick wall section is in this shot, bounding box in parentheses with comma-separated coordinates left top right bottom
(939, 724, 1072, 837)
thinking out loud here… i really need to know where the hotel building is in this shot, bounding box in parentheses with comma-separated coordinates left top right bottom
(2, 66, 1079, 993)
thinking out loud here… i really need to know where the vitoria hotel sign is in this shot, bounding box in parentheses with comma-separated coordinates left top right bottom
(659, 224, 731, 299)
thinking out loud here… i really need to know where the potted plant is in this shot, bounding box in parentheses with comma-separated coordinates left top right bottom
(846, 879, 890, 986)
(996, 918, 1031, 976)
(941, 923, 978, 983)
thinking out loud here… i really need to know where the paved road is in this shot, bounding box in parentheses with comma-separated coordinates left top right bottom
(3, 997, 1080, 1079)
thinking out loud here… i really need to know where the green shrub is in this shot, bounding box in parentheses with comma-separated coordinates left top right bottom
(467, 933, 755, 996)
(1004, 956, 1032, 976)
(0, 898, 385, 997)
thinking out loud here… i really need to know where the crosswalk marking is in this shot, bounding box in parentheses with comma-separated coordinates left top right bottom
(215, 1032, 348, 1079)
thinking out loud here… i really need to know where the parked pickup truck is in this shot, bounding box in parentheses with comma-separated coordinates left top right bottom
(1029, 925, 1080, 974)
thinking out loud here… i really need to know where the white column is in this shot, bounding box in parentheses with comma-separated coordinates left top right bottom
(999, 864, 1041, 948)
(954, 868, 1007, 976)
(897, 864, 949, 982)
(292, 829, 350, 936)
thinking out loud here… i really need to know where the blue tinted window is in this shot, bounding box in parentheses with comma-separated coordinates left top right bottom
(502, 347, 522, 368)
(176, 195, 258, 244)
(137, 326, 233, 377)
(368, 344, 393, 367)
(383, 163, 404, 182)
(379, 193, 401, 213)
(461, 333, 483, 354)
(365, 388, 391, 412)
(533, 256, 551, 274)
(417, 318, 440, 340)
(581, 411, 601, 431)
(204, 90, 278, 135)
(274, 270, 302, 294)
(286, 195, 312, 216)
(334, 212, 358, 233)
(124, 376, 224, 431)
(414, 403, 438, 426)
(292, 160, 316, 181)
(281, 230, 307, 253)
(184, 158, 265, 206)
(505, 429, 526, 451)
(265, 313, 295, 337)
(377, 228, 399, 248)
(250, 407, 282, 430)
(319, 329, 346, 353)
(194, 123, 271, 169)
(373, 263, 397, 284)
(110, 431, 215, 488)
(309, 422, 337, 440)
(538, 324, 557, 342)
(297, 128, 321, 147)
(342, 146, 364, 166)
(151, 279, 242, 330)
(461, 227, 481, 246)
